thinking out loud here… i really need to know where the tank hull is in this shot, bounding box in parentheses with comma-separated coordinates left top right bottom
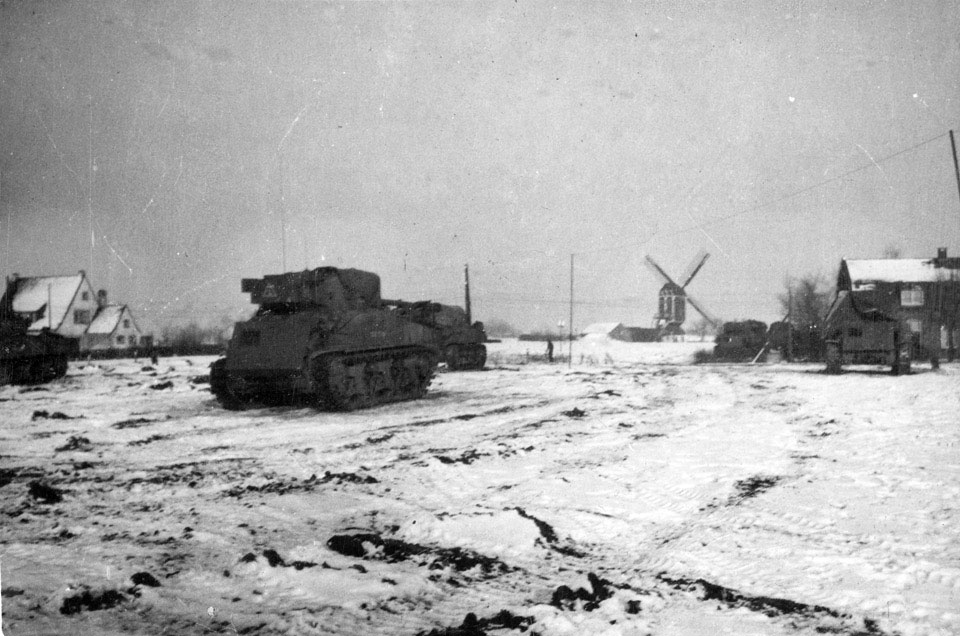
(210, 267, 442, 411)
(0, 329, 72, 385)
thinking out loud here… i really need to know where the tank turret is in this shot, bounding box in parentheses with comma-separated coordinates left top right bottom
(210, 267, 441, 410)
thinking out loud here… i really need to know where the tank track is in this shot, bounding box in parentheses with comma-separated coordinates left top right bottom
(311, 346, 439, 410)
(210, 346, 439, 411)
(443, 343, 487, 371)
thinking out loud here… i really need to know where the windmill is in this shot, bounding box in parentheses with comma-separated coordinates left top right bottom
(645, 251, 721, 336)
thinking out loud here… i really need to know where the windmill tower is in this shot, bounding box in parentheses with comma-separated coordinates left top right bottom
(645, 251, 721, 336)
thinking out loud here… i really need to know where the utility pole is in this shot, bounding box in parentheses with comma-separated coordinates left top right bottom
(464, 264, 472, 324)
(787, 288, 794, 362)
(568, 253, 574, 367)
(279, 151, 287, 272)
(951, 130, 960, 214)
(947, 130, 960, 360)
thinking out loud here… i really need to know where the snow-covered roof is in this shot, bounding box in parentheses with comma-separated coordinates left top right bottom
(581, 322, 623, 335)
(87, 304, 126, 335)
(9, 274, 84, 331)
(844, 259, 958, 286)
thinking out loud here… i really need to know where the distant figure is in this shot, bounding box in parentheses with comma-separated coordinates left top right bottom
(546, 339, 554, 363)
(149, 346, 159, 366)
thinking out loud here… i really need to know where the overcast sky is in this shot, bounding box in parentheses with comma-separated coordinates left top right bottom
(2, 1, 959, 335)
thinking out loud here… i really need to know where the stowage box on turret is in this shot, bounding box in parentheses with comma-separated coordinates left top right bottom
(210, 267, 441, 410)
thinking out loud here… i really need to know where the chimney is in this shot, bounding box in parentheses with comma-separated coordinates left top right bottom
(937, 247, 947, 260)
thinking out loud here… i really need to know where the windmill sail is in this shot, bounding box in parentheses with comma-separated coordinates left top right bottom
(644, 252, 721, 331)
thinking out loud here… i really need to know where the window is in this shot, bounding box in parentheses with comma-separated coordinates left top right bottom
(901, 286, 924, 307)
(847, 327, 863, 338)
(906, 319, 922, 334)
(123, 319, 130, 328)
(74, 309, 92, 324)
(81, 292, 89, 301)
(117, 335, 125, 345)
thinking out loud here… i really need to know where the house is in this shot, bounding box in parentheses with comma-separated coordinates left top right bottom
(580, 322, 629, 340)
(823, 248, 960, 370)
(81, 303, 143, 351)
(2, 271, 145, 351)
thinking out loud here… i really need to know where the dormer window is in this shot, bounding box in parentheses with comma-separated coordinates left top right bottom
(81, 291, 90, 301)
(900, 286, 924, 307)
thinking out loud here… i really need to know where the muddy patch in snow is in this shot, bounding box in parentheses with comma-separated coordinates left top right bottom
(111, 416, 159, 429)
(657, 574, 889, 635)
(326, 532, 515, 577)
(59, 587, 128, 615)
(731, 474, 783, 501)
(223, 470, 378, 498)
(31, 410, 81, 421)
(417, 610, 536, 636)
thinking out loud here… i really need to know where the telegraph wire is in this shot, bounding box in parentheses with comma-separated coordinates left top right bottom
(571, 129, 955, 257)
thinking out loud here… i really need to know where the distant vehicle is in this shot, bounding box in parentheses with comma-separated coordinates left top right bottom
(210, 267, 441, 411)
(371, 301, 486, 369)
(822, 291, 914, 375)
(713, 320, 768, 361)
(432, 304, 486, 371)
(1, 279, 74, 385)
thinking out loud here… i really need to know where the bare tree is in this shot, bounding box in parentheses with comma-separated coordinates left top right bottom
(778, 274, 833, 329)
(882, 244, 902, 259)
(777, 274, 834, 361)
(692, 317, 714, 341)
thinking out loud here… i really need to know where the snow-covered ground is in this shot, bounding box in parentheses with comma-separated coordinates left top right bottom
(1, 338, 958, 636)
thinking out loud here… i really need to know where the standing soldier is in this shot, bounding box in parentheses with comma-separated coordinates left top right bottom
(546, 338, 554, 363)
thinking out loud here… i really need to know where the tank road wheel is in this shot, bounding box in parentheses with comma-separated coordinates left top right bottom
(394, 364, 420, 400)
(411, 352, 437, 397)
(323, 358, 369, 411)
(444, 345, 461, 371)
(53, 355, 68, 379)
(210, 358, 248, 411)
(475, 345, 487, 370)
(463, 344, 486, 370)
(365, 360, 393, 405)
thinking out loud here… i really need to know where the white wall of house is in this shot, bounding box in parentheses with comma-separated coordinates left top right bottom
(112, 308, 142, 348)
(59, 278, 100, 338)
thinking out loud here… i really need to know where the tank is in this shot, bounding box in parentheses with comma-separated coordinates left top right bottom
(387, 302, 486, 371)
(1, 285, 72, 385)
(210, 267, 441, 410)
(434, 305, 486, 370)
(713, 320, 768, 361)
